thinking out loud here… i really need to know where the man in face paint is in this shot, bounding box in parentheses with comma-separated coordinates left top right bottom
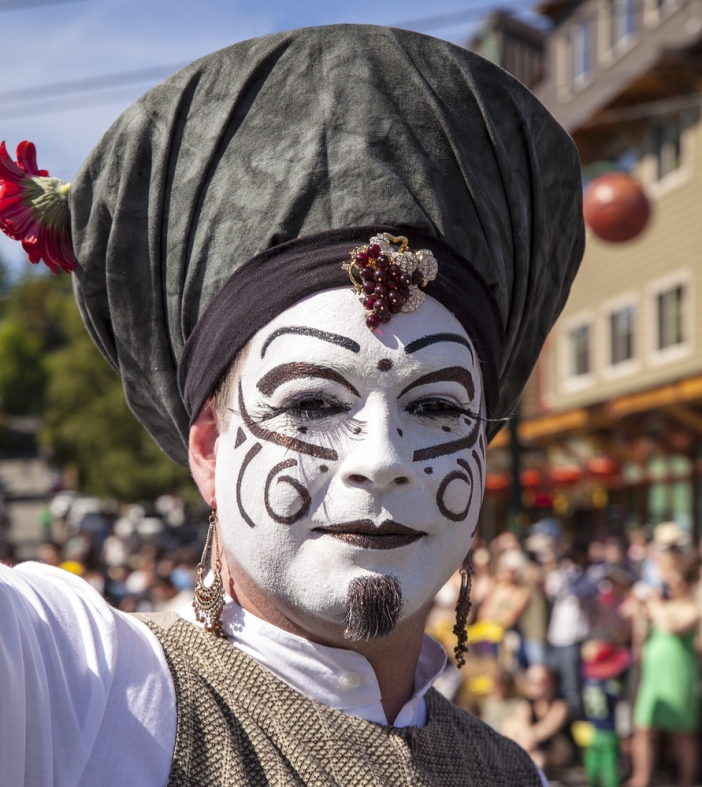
(189, 288, 486, 724)
(0, 24, 584, 787)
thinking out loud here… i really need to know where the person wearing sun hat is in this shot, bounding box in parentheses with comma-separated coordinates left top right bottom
(580, 640, 632, 787)
(0, 24, 584, 787)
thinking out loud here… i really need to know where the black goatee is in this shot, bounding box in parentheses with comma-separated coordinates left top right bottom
(343, 575, 403, 641)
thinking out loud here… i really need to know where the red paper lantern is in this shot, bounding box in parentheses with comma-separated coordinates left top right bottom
(550, 465, 582, 484)
(485, 472, 510, 492)
(520, 468, 542, 488)
(587, 455, 618, 477)
(583, 172, 651, 243)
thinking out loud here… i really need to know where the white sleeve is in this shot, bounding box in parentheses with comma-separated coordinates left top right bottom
(0, 562, 176, 787)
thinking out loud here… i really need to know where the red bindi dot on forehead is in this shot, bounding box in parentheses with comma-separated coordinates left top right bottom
(377, 358, 393, 372)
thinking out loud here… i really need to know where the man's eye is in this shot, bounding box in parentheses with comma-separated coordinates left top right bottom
(406, 399, 463, 418)
(287, 398, 348, 420)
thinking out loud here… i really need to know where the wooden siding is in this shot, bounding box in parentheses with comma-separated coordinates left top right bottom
(544, 115, 702, 413)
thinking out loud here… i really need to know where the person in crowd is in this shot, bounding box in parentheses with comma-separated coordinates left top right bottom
(590, 566, 633, 647)
(477, 548, 531, 632)
(482, 669, 521, 732)
(470, 545, 494, 611)
(545, 542, 598, 719)
(581, 640, 631, 787)
(626, 529, 649, 581)
(625, 553, 700, 787)
(519, 556, 549, 667)
(37, 541, 62, 568)
(501, 663, 574, 774)
(0, 22, 584, 787)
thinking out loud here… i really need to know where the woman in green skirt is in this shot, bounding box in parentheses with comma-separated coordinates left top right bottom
(627, 553, 700, 787)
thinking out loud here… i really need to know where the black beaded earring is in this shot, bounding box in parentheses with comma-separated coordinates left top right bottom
(453, 556, 473, 668)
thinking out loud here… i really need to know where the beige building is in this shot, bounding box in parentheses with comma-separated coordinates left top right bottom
(481, 0, 702, 538)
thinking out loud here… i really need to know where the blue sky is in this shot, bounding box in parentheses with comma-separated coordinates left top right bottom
(0, 0, 536, 276)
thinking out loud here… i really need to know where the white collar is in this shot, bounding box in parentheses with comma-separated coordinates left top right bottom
(179, 596, 446, 728)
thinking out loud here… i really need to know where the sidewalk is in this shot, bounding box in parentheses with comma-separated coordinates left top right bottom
(0, 457, 53, 560)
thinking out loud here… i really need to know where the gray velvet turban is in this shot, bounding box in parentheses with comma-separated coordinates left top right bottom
(69, 24, 585, 467)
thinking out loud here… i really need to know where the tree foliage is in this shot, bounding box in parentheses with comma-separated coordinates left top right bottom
(0, 319, 47, 415)
(0, 264, 195, 500)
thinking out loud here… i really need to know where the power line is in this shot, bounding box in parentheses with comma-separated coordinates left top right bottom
(0, 5, 540, 119)
(0, 64, 186, 107)
(398, 2, 535, 30)
(0, 0, 91, 11)
(585, 93, 702, 125)
(1, 86, 163, 120)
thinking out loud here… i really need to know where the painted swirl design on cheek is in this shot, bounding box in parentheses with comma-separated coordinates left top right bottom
(472, 449, 483, 490)
(236, 442, 262, 528)
(436, 457, 474, 522)
(238, 381, 338, 461)
(264, 459, 312, 525)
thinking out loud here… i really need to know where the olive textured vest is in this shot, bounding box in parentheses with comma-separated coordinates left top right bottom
(141, 614, 543, 787)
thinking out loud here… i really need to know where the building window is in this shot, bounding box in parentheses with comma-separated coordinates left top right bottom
(570, 324, 591, 376)
(611, 0, 636, 47)
(655, 118, 682, 180)
(610, 305, 635, 364)
(657, 284, 685, 350)
(653, 0, 681, 22)
(571, 21, 592, 88)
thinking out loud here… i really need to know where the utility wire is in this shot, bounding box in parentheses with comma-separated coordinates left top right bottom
(397, 2, 535, 30)
(0, 0, 91, 11)
(0, 64, 187, 107)
(1, 2, 537, 118)
(589, 93, 702, 124)
(1, 86, 165, 120)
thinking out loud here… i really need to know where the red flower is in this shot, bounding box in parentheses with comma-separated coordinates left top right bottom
(0, 140, 77, 274)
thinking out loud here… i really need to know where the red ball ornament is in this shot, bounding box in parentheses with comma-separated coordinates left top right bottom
(583, 172, 651, 243)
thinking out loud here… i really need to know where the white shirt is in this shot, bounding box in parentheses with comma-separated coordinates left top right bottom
(545, 565, 591, 647)
(180, 591, 446, 727)
(0, 562, 548, 786)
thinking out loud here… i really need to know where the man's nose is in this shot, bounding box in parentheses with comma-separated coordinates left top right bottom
(338, 397, 416, 493)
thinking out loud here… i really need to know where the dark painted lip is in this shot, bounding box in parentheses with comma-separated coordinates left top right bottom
(312, 519, 426, 550)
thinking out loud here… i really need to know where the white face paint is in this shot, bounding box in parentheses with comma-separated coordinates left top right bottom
(214, 288, 486, 634)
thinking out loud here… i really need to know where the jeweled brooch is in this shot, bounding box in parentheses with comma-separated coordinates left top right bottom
(341, 233, 439, 330)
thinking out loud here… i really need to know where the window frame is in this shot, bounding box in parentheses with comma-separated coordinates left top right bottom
(561, 311, 596, 392)
(647, 271, 694, 366)
(570, 19, 594, 91)
(601, 294, 640, 380)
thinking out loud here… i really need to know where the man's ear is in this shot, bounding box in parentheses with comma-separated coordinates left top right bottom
(189, 400, 219, 505)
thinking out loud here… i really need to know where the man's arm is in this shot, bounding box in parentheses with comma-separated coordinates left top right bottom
(0, 562, 175, 787)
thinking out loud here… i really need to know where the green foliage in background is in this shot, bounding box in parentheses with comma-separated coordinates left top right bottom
(0, 257, 195, 501)
(0, 320, 47, 415)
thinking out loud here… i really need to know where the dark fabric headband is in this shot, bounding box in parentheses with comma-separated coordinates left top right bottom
(179, 225, 504, 426)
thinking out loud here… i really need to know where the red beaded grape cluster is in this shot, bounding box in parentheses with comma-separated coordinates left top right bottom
(346, 242, 425, 331)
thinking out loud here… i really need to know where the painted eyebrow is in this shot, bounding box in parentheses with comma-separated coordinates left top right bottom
(397, 367, 475, 400)
(404, 333, 474, 361)
(257, 362, 360, 397)
(261, 327, 361, 358)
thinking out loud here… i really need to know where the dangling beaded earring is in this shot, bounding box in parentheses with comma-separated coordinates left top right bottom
(193, 507, 225, 637)
(453, 556, 473, 668)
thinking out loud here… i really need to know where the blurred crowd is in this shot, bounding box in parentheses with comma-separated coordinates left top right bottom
(0, 492, 208, 617)
(3, 497, 702, 786)
(428, 520, 702, 787)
